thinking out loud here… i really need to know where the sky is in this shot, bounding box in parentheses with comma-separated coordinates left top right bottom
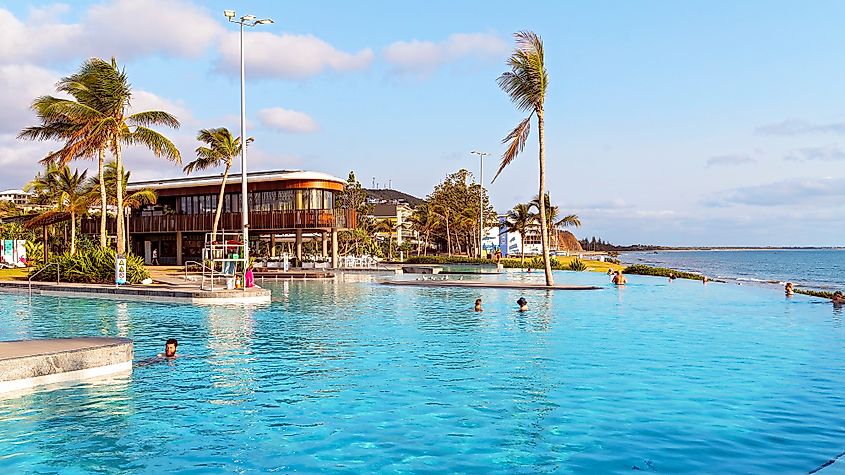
(1, 0, 844, 247)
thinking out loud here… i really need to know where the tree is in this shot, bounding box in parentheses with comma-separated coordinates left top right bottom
(183, 128, 248, 240)
(19, 66, 113, 247)
(493, 31, 554, 285)
(24, 58, 181, 256)
(506, 203, 534, 264)
(530, 192, 580, 250)
(47, 167, 92, 255)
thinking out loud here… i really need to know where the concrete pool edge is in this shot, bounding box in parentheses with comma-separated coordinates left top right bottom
(0, 337, 133, 395)
(380, 280, 603, 290)
(0, 280, 272, 305)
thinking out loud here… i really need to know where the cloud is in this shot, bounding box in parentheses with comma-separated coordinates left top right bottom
(384, 32, 508, 74)
(84, 0, 223, 59)
(0, 7, 82, 64)
(783, 145, 845, 162)
(0, 133, 56, 189)
(572, 199, 633, 211)
(216, 31, 374, 79)
(0, 64, 59, 134)
(257, 107, 319, 133)
(704, 176, 845, 207)
(130, 90, 195, 126)
(756, 118, 845, 136)
(706, 153, 757, 167)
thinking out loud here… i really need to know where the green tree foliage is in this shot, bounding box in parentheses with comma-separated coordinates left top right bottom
(29, 245, 148, 284)
(418, 169, 496, 257)
(183, 128, 249, 239)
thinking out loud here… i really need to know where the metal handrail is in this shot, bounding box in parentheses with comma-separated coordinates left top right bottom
(184, 260, 213, 281)
(28, 262, 59, 296)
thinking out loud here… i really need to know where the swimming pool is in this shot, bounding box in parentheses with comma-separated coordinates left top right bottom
(1, 271, 843, 473)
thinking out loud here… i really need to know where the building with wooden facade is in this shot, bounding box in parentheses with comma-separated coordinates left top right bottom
(82, 170, 354, 266)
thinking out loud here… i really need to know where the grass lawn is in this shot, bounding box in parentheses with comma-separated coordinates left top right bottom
(0, 267, 30, 281)
(553, 256, 624, 274)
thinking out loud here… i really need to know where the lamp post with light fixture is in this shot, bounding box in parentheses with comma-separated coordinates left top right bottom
(470, 150, 490, 258)
(223, 9, 273, 267)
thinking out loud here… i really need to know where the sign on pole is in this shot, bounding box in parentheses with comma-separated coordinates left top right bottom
(115, 255, 127, 285)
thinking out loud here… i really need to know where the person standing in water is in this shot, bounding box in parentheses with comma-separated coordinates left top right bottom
(474, 299, 482, 312)
(516, 297, 528, 312)
(785, 282, 794, 297)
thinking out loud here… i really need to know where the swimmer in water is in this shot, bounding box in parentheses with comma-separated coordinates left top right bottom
(832, 291, 845, 304)
(612, 271, 627, 285)
(474, 298, 482, 312)
(516, 297, 528, 312)
(785, 282, 794, 297)
(159, 338, 178, 358)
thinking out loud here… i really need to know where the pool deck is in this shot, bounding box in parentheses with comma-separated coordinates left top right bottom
(381, 280, 603, 290)
(0, 279, 272, 304)
(0, 337, 133, 394)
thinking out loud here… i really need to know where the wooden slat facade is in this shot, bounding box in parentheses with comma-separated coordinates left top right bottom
(81, 209, 356, 235)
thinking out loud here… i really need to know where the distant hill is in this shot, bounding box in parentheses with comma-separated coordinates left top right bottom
(365, 189, 424, 207)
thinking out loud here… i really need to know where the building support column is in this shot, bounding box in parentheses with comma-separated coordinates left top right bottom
(270, 233, 276, 257)
(176, 231, 183, 266)
(331, 228, 338, 268)
(295, 229, 303, 264)
(322, 231, 328, 258)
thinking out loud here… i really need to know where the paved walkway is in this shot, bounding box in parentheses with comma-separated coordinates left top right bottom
(381, 280, 602, 290)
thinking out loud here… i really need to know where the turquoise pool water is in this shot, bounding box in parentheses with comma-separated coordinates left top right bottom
(1, 271, 844, 473)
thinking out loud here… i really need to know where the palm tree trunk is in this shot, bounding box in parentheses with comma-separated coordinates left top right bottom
(98, 147, 107, 248)
(537, 109, 554, 285)
(212, 162, 231, 240)
(445, 217, 451, 256)
(520, 235, 525, 265)
(70, 210, 76, 255)
(115, 142, 126, 255)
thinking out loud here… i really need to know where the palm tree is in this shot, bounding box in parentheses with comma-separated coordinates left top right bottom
(23, 58, 181, 256)
(183, 128, 250, 241)
(530, 192, 580, 250)
(493, 31, 554, 285)
(506, 203, 534, 265)
(0, 201, 19, 219)
(19, 69, 111, 247)
(49, 167, 92, 255)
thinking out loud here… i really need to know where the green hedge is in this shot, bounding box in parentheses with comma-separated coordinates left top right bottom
(795, 288, 837, 299)
(29, 247, 149, 284)
(623, 264, 705, 281)
(406, 255, 574, 270)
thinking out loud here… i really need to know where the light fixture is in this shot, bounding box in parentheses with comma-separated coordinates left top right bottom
(241, 14, 256, 21)
(256, 18, 274, 24)
(223, 10, 235, 18)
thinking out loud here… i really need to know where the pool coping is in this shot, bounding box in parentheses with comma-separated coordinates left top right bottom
(0, 337, 133, 395)
(0, 280, 272, 305)
(380, 280, 603, 290)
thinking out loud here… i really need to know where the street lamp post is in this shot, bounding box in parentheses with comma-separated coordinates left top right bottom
(470, 150, 490, 258)
(224, 9, 273, 268)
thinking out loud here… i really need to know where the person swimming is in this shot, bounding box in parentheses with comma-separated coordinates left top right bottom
(474, 298, 482, 312)
(135, 338, 179, 367)
(612, 271, 627, 285)
(516, 297, 528, 312)
(785, 282, 794, 297)
(832, 291, 845, 304)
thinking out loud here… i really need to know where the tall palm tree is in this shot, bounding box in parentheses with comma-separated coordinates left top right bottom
(19, 69, 112, 247)
(506, 202, 534, 265)
(23, 58, 181, 256)
(49, 167, 92, 255)
(183, 128, 250, 240)
(493, 31, 554, 285)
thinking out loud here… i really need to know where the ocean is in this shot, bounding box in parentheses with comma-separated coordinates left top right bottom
(621, 249, 844, 291)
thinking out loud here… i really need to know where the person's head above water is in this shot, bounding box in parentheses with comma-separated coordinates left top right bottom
(164, 338, 178, 357)
(474, 298, 482, 311)
(516, 297, 528, 311)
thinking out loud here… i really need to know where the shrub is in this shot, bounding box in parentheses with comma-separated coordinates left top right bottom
(29, 247, 149, 284)
(795, 288, 837, 299)
(24, 240, 44, 267)
(623, 264, 705, 281)
(567, 258, 587, 271)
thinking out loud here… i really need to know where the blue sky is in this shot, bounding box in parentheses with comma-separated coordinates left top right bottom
(1, 1, 844, 246)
